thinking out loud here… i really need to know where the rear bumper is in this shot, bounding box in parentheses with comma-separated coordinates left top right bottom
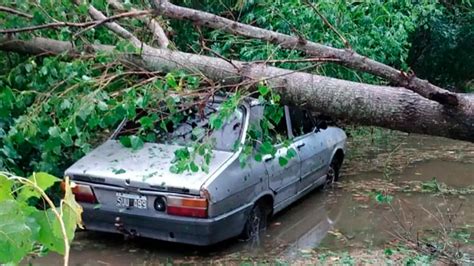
(80, 203, 252, 246)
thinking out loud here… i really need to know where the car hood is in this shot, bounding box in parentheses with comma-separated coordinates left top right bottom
(64, 140, 234, 194)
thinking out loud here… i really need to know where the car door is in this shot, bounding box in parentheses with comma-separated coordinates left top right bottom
(288, 107, 326, 192)
(262, 106, 301, 206)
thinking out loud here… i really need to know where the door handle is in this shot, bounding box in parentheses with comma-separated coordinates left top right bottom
(297, 143, 305, 149)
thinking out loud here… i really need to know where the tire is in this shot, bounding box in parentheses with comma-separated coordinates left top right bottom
(323, 158, 341, 189)
(240, 203, 269, 240)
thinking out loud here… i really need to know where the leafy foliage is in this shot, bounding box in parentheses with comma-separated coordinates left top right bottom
(174, 0, 443, 83)
(0, 0, 464, 177)
(0, 172, 82, 264)
(408, 10, 474, 92)
(0, 51, 209, 176)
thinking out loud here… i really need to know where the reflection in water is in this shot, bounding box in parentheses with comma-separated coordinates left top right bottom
(31, 186, 472, 265)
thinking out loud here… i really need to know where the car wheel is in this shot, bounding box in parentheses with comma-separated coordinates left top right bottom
(323, 158, 340, 189)
(241, 203, 268, 240)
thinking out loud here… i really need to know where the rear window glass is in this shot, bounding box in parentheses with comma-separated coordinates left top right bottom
(116, 103, 244, 152)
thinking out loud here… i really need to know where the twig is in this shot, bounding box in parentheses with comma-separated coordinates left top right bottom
(107, 0, 169, 48)
(251, 57, 341, 64)
(73, 9, 152, 38)
(0, 21, 95, 34)
(0, 5, 32, 19)
(0, 10, 151, 35)
(78, 3, 143, 47)
(304, 0, 351, 49)
(201, 42, 240, 71)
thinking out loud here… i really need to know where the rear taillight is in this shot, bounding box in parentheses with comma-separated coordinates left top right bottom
(67, 182, 98, 203)
(73, 184, 98, 203)
(166, 196, 207, 218)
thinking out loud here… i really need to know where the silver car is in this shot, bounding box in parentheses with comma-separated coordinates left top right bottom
(65, 97, 347, 246)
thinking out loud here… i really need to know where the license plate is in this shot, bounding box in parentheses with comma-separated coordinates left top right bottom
(116, 192, 147, 209)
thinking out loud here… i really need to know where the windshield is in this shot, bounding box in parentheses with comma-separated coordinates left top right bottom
(116, 103, 244, 152)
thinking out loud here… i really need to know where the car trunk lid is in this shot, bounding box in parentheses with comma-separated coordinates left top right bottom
(65, 140, 234, 195)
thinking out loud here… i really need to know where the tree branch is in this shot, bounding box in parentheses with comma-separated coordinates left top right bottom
(107, 0, 169, 48)
(0, 9, 151, 36)
(304, 0, 351, 49)
(73, 9, 152, 38)
(0, 5, 33, 19)
(76, 2, 143, 47)
(1, 36, 473, 142)
(151, 0, 460, 107)
(0, 21, 95, 34)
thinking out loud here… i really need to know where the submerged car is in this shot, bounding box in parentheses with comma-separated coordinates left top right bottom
(65, 97, 347, 246)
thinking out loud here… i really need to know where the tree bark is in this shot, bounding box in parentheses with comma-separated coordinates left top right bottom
(151, 0, 461, 106)
(107, 0, 169, 48)
(1, 36, 473, 142)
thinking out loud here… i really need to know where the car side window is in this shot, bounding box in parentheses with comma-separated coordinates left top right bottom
(263, 105, 288, 143)
(289, 107, 315, 137)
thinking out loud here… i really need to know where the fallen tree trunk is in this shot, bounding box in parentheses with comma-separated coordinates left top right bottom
(151, 0, 460, 106)
(1, 37, 473, 142)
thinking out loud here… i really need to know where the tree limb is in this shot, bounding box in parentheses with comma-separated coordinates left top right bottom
(151, 0, 460, 107)
(107, 0, 169, 48)
(0, 8, 151, 35)
(1, 36, 473, 142)
(0, 5, 33, 19)
(78, 2, 142, 47)
(0, 21, 96, 34)
(73, 9, 152, 38)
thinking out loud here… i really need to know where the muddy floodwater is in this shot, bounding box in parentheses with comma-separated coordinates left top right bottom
(29, 133, 474, 265)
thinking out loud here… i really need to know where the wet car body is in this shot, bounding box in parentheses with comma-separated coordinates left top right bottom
(65, 97, 347, 246)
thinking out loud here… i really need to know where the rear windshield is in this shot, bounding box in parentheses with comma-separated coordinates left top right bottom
(115, 103, 244, 152)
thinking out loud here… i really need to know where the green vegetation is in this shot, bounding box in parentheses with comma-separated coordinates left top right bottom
(0, 172, 81, 265)
(1, 0, 463, 177)
(0, 1, 472, 264)
(408, 3, 474, 92)
(175, 0, 442, 83)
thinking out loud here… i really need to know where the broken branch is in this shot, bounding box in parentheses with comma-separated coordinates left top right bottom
(0, 5, 33, 19)
(107, 0, 169, 48)
(151, 0, 460, 106)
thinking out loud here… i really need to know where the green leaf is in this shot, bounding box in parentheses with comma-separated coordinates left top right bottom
(258, 84, 270, 96)
(169, 165, 179, 174)
(209, 115, 223, 129)
(139, 116, 154, 129)
(189, 162, 199, 172)
(130, 135, 144, 150)
(198, 145, 206, 156)
(119, 136, 131, 148)
(0, 200, 34, 264)
(32, 209, 65, 254)
(97, 101, 108, 111)
(60, 132, 74, 147)
(278, 156, 288, 167)
(60, 99, 72, 110)
(384, 248, 393, 256)
(0, 175, 13, 201)
(113, 168, 126, 175)
(61, 177, 83, 241)
(286, 148, 297, 158)
(165, 73, 178, 88)
(254, 153, 262, 162)
(48, 126, 61, 138)
(17, 172, 60, 201)
(77, 3, 89, 14)
(260, 141, 274, 155)
(34, 178, 82, 254)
